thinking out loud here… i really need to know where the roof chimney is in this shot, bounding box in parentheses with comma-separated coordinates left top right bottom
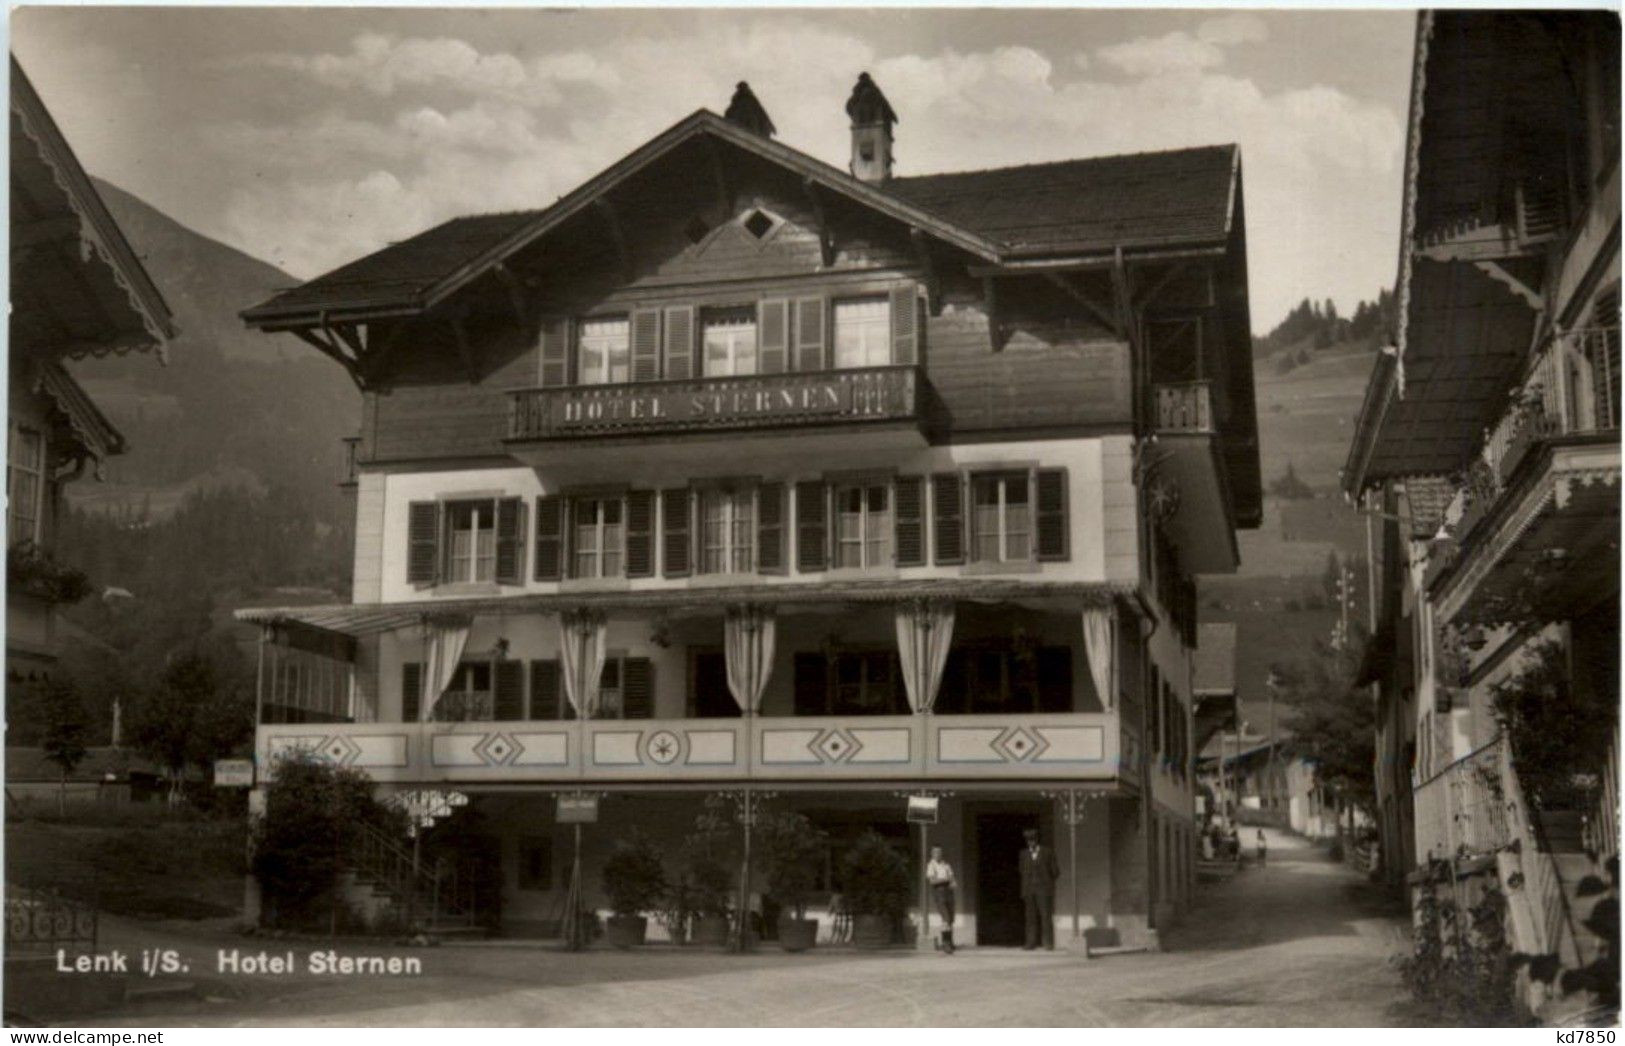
(724, 81, 776, 138)
(845, 72, 897, 184)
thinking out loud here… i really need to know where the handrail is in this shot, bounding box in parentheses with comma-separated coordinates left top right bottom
(1498, 734, 1587, 967)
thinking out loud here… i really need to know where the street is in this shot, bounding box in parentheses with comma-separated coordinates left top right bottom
(70, 829, 1417, 1027)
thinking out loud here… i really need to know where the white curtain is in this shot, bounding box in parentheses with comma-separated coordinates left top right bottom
(559, 610, 609, 718)
(1082, 605, 1116, 711)
(420, 616, 472, 721)
(724, 605, 776, 715)
(895, 599, 955, 713)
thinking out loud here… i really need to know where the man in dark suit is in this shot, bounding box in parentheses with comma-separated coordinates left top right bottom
(1018, 827, 1059, 950)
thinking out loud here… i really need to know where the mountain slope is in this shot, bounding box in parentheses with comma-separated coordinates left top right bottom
(64, 181, 361, 523)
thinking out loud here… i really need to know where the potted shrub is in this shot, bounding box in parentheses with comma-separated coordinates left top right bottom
(840, 831, 910, 949)
(683, 854, 735, 947)
(759, 810, 827, 952)
(600, 830, 667, 948)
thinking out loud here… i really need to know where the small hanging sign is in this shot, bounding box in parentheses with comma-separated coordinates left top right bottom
(557, 794, 600, 824)
(906, 794, 939, 824)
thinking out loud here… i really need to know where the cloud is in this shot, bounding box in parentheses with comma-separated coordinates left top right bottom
(210, 17, 1402, 326)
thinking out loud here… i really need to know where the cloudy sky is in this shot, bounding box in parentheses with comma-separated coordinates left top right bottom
(13, 7, 1415, 330)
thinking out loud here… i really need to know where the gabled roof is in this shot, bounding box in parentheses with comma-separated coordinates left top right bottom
(887, 145, 1238, 257)
(242, 110, 1243, 328)
(10, 57, 175, 359)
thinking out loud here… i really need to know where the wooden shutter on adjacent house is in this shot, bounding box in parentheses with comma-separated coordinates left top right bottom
(757, 482, 786, 574)
(890, 284, 919, 365)
(494, 660, 525, 721)
(625, 490, 656, 578)
(662, 488, 692, 577)
(663, 305, 694, 380)
(758, 298, 790, 374)
(893, 476, 925, 567)
(631, 308, 661, 382)
(401, 661, 423, 723)
(407, 501, 440, 584)
(795, 480, 828, 572)
(1036, 468, 1069, 562)
(623, 658, 654, 719)
(530, 659, 570, 720)
(932, 473, 965, 565)
(793, 653, 828, 716)
(533, 495, 563, 581)
(539, 317, 571, 387)
(794, 297, 825, 371)
(495, 497, 526, 583)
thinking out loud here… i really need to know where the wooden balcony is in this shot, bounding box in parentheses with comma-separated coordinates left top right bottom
(257, 710, 1127, 788)
(1153, 381, 1215, 434)
(508, 366, 923, 443)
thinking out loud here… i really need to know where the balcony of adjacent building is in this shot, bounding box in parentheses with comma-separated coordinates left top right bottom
(243, 596, 1150, 792)
(1427, 326, 1621, 626)
(1146, 376, 1241, 575)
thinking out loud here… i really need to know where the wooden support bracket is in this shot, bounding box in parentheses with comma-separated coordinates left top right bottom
(594, 197, 633, 283)
(704, 136, 734, 219)
(361, 321, 406, 386)
(983, 276, 1007, 352)
(909, 228, 941, 315)
(450, 309, 478, 383)
(291, 326, 364, 390)
(802, 177, 835, 267)
(1043, 272, 1118, 333)
(1474, 261, 1544, 312)
(492, 262, 530, 326)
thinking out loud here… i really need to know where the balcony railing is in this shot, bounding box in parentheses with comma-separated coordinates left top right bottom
(1412, 738, 1511, 862)
(1483, 327, 1620, 489)
(257, 711, 1124, 785)
(1153, 381, 1214, 434)
(508, 366, 921, 442)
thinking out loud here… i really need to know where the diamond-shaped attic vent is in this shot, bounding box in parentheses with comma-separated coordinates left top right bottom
(743, 209, 774, 239)
(684, 215, 711, 245)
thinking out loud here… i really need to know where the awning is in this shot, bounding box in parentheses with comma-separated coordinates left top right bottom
(235, 578, 1138, 640)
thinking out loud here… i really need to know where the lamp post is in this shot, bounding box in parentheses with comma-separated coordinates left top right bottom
(1041, 788, 1093, 951)
(717, 787, 774, 952)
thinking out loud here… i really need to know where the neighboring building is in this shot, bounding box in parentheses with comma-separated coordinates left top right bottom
(7, 57, 175, 682)
(236, 76, 1261, 948)
(1191, 622, 1238, 830)
(1345, 12, 1618, 1016)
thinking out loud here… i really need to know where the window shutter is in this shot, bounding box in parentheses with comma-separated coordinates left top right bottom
(795, 480, 828, 572)
(494, 659, 525, 721)
(530, 659, 570, 720)
(794, 297, 826, 371)
(401, 661, 423, 723)
(623, 658, 654, 719)
(407, 501, 440, 585)
(757, 482, 787, 574)
(793, 653, 828, 716)
(890, 283, 919, 365)
(1036, 468, 1069, 562)
(932, 473, 965, 565)
(534, 495, 563, 581)
(661, 488, 692, 577)
(626, 490, 655, 578)
(539, 317, 571, 387)
(631, 308, 661, 382)
(663, 305, 694, 380)
(894, 476, 925, 567)
(758, 298, 790, 374)
(495, 497, 526, 584)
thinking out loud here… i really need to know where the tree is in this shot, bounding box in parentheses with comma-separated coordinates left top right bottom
(128, 647, 252, 801)
(1268, 461, 1315, 500)
(1274, 635, 1376, 826)
(41, 679, 90, 815)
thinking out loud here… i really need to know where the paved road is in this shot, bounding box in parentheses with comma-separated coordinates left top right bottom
(69, 828, 1415, 1027)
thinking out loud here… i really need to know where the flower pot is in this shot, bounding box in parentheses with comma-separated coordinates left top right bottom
(605, 915, 647, 949)
(777, 916, 817, 953)
(853, 914, 892, 949)
(691, 914, 730, 948)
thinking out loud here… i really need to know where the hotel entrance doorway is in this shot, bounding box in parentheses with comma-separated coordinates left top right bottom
(975, 811, 1040, 946)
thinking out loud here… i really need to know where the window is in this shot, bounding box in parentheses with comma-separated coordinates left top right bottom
(432, 663, 493, 721)
(518, 837, 553, 891)
(971, 473, 1031, 563)
(832, 297, 891, 369)
(572, 497, 624, 578)
(700, 487, 754, 574)
(577, 317, 630, 385)
(7, 425, 43, 545)
(793, 650, 908, 715)
(934, 644, 1073, 714)
(597, 657, 624, 719)
(703, 308, 758, 377)
(591, 655, 653, 720)
(445, 500, 497, 583)
(835, 483, 891, 569)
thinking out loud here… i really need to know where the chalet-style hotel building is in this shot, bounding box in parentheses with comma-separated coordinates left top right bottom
(238, 76, 1261, 949)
